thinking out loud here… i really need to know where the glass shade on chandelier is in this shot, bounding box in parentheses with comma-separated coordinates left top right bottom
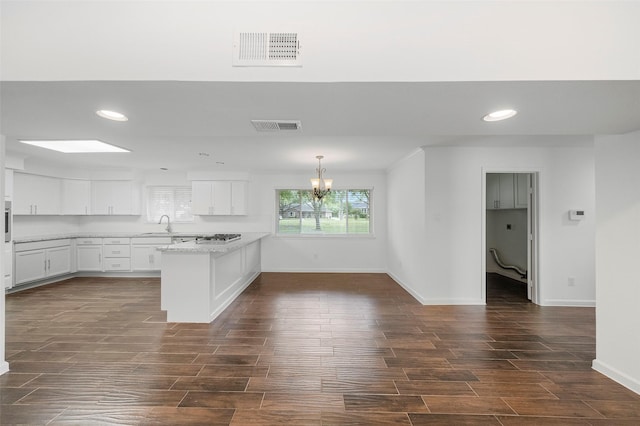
(311, 155, 332, 200)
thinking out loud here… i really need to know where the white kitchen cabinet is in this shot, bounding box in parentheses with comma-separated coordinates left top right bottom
(103, 237, 131, 271)
(5, 169, 14, 201)
(46, 246, 72, 277)
(192, 181, 247, 215)
(131, 236, 171, 271)
(91, 180, 140, 215)
(487, 173, 515, 210)
(14, 249, 46, 284)
(231, 181, 248, 215)
(515, 173, 529, 209)
(4, 243, 12, 289)
(13, 172, 62, 215)
(62, 179, 92, 215)
(131, 246, 162, 271)
(76, 238, 103, 271)
(14, 239, 71, 285)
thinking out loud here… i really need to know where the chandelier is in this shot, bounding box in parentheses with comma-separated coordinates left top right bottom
(310, 155, 333, 200)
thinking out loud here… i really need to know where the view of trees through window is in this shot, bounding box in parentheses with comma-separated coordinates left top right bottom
(277, 189, 371, 234)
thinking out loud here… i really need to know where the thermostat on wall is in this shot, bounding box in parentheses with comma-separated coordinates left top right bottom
(569, 210, 586, 221)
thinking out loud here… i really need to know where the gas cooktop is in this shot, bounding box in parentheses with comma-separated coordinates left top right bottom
(195, 234, 242, 244)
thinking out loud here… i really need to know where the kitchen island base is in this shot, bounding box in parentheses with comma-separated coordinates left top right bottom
(160, 237, 262, 323)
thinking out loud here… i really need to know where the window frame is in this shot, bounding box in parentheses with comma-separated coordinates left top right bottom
(146, 185, 194, 223)
(275, 187, 374, 237)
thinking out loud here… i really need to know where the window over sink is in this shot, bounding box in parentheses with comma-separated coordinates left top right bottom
(146, 186, 194, 223)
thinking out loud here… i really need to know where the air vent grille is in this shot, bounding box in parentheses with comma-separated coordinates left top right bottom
(251, 120, 302, 132)
(233, 32, 302, 67)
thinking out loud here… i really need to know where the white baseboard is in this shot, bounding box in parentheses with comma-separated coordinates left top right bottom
(386, 272, 484, 306)
(261, 268, 387, 273)
(593, 359, 640, 395)
(0, 361, 9, 376)
(541, 299, 596, 307)
(386, 272, 427, 304)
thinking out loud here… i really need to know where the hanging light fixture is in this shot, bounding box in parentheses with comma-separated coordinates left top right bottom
(310, 155, 333, 200)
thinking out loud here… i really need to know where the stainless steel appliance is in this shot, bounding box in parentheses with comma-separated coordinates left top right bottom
(195, 234, 241, 244)
(4, 201, 11, 242)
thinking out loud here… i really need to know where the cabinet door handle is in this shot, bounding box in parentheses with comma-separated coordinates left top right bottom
(48, 259, 51, 270)
(98, 254, 101, 263)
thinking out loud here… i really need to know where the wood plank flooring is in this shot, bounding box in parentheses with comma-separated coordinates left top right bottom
(2, 273, 639, 425)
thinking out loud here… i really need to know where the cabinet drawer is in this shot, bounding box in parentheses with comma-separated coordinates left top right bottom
(103, 245, 131, 257)
(103, 237, 130, 245)
(103, 258, 131, 271)
(77, 238, 102, 245)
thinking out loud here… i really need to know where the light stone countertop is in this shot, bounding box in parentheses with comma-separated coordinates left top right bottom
(12, 232, 269, 245)
(157, 232, 270, 254)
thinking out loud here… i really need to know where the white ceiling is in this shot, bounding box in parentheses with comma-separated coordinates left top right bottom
(2, 80, 639, 173)
(1, 1, 639, 174)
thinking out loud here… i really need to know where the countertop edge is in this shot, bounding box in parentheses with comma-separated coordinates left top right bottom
(12, 232, 271, 245)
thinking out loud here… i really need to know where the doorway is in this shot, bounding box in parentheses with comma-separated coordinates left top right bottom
(483, 172, 538, 304)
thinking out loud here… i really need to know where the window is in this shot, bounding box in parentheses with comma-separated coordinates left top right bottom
(277, 189, 371, 235)
(147, 186, 193, 222)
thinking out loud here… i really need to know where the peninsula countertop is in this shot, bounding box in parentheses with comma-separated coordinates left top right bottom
(157, 232, 270, 254)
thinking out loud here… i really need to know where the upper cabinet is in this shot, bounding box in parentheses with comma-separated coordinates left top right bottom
(192, 181, 247, 215)
(515, 174, 530, 209)
(13, 173, 140, 216)
(5, 170, 14, 201)
(487, 173, 529, 210)
(91, 180, 140, 215)
(230, 181, 248, 215)
(13, 172, 62, 215)
(62, 179, 91, 215)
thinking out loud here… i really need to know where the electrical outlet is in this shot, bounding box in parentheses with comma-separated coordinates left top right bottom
(568, 277, 575, 287)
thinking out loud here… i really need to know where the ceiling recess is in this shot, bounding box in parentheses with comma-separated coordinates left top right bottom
(233, 32, 302, 67)
(251, 120, 302, 132)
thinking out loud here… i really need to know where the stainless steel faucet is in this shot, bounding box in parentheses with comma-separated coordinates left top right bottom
(158, 215, 172, 233)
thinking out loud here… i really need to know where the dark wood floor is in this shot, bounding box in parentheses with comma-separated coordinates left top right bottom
(2, 273, 639, 425)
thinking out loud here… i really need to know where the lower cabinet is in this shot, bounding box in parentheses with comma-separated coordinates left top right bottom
(12, 235, 172, 289)
(131, 236, 171, 271)
(103, 238, 131, 271)
(14, 239, 72, 286)
(76, 238, 103, 271)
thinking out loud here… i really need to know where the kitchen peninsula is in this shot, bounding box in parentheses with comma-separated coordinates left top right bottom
(158, 232, 269, 323)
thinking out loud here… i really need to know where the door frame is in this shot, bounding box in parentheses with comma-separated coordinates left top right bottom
(481, 168, 540, 305)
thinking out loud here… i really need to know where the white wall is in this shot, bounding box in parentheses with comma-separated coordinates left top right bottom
(258, 171, 387, 273)
(386, 149, 427, 302)
(593, 130, 640, 394)
(2, 1, 639, 82)
(389, 142, 595, 305)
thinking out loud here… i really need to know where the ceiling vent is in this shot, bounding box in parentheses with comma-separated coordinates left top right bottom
(233, 32, 302, 67)
(251, 120, 302, 132)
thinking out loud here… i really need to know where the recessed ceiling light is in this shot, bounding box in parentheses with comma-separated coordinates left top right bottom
(19, 139, 130, 153)
(483, 109, 518, 122)
(96, 110, 128, 121)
